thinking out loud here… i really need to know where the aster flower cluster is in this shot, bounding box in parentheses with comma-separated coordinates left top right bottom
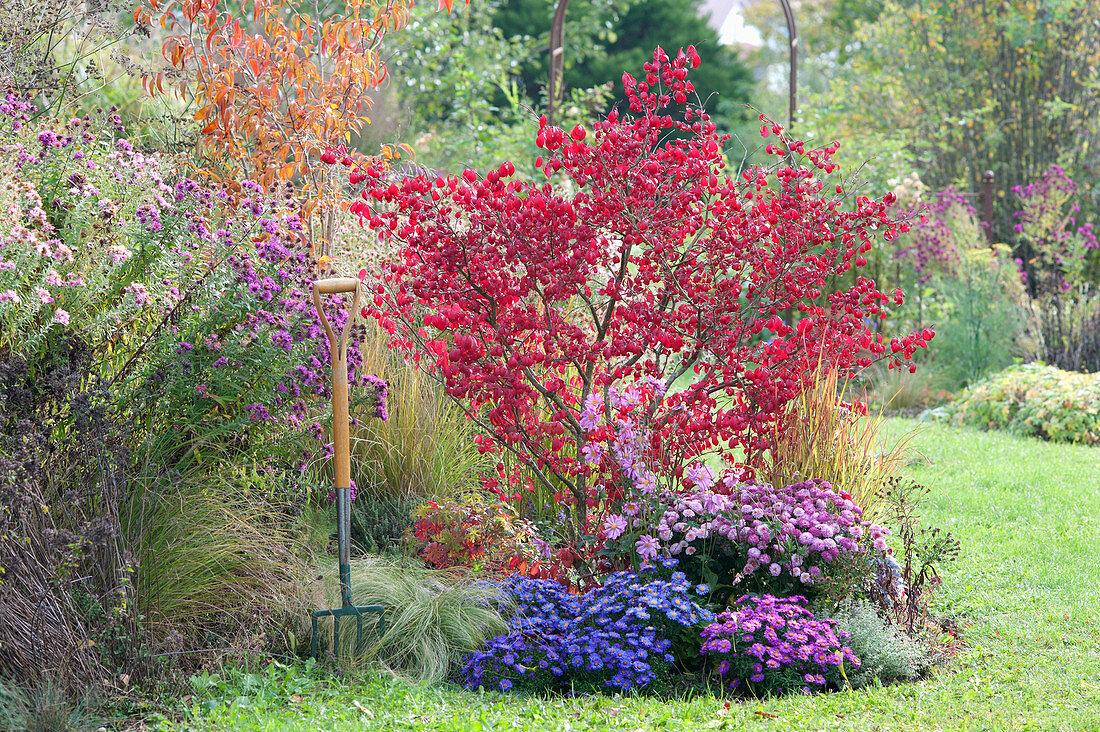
(1, 106, 178, 351)
(576, 381, 885, 601)
(460, 566, 713, 694)
(894, 188, 972, 282)
(362, 374, 389, 421)
(653, 479, 885, 599)
(1, 96, 385, 491)
(700, 594, 860, 695)
(1012, 164, 1099, 294)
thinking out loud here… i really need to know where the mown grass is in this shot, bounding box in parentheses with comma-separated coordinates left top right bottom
(158, 419, 1100, 732)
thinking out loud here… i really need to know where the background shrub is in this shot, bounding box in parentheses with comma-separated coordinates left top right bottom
(924, 245, 1032, 389)
(884, 189, 1034, 392)
(945, 363, 1100, 444)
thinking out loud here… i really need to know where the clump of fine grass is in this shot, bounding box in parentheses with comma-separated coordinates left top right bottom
(761, 366, 913, 521)
(121, 470, 310, 658)
(0, 679, 99, 732)
(310, 557, 510, 683)
(349, 323, 490, 501)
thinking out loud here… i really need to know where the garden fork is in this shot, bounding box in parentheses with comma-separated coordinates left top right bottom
(310, 276, 385, 661)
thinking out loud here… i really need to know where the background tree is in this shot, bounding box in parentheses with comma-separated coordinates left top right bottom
(803, 0, 1100, 242)
(493, 0, 754, 133)
(134, 0, 417, 255)
(741, 0, 893, 117)
(369, 0, 611, 176)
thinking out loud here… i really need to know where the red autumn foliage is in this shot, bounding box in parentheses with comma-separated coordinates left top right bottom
(407, 494, 566, 581)
(356, 47, 932, 539)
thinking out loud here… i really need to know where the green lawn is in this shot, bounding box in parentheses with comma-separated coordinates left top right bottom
(159, 419, 1100, 731)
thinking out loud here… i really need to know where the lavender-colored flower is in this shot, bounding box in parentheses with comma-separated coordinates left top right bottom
(603, 514, 627, 540)
(581, 442, 604, 465)
(635, 470, 658, 495)
(579, 393, 602, 431)
(684, 462, 715, 491)
(635, 534, 660, 560)
(637, 478, 887, 598)
(363, 374, 388, 421)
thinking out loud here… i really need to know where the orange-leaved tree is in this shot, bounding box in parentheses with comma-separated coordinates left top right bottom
(133, 0, 460, 256)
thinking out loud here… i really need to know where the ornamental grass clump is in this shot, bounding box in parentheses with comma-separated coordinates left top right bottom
(760, 366, 911, 522)
(460, 567, 713, 694)
(318, 558, 512, 683)
(700, 594, 860, 696)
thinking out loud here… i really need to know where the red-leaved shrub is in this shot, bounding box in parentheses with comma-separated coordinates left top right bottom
(355, 47, 932, 545)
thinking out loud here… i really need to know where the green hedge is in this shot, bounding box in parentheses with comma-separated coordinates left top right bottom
(945, 363, 1100, 445)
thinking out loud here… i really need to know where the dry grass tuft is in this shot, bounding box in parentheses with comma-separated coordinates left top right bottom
(761, 367, 914, 521)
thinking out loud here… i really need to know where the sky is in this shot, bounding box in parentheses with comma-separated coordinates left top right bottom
(700, 0, 764, 47)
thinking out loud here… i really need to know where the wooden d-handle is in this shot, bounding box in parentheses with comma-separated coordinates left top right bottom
(314, 276, 361, 295)
(312, 277, 362, 495)
(312, 278, 363, 358)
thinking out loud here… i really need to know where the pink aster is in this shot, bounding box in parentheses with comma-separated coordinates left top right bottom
(107, 244, 132, 263)
(581, 442, 604, 465)
(635, 470, 658, 495)
(685, 462, 715, 491)
(635, 534, 659, 560)
(603, 513, 627, 540)
(578, 393, 602, 432)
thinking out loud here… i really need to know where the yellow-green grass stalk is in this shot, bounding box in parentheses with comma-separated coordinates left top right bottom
(347, 325, 490, 502)
(761, 366, 914, 522)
